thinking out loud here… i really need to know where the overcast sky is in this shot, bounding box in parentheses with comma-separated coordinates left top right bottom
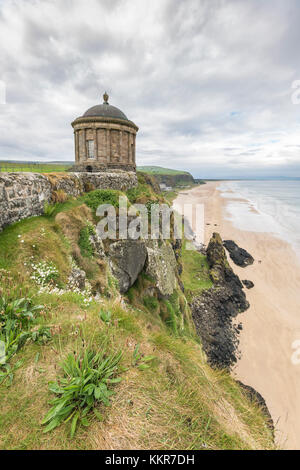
(1, 0, 300, 178)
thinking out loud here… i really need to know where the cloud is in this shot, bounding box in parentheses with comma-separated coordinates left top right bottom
(0, 0, 300, 177)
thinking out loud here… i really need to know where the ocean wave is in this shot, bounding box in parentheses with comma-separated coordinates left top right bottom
(218, 180, 300, 257)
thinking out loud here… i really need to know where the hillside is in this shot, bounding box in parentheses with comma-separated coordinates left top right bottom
(0, 173, 274, 450)
(137, 166, 198, 187)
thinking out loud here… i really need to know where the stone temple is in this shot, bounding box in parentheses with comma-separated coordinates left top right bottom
(71, 92, 138, 172)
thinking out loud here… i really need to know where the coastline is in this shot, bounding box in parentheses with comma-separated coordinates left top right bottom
(174, 181, 300, 450)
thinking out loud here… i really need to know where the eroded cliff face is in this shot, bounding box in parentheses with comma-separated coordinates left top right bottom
(152, 172, 195, 188)
(191, 233, 249, 369)
(0, 171, 137, 232)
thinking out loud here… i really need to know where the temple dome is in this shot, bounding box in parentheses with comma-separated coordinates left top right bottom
(83, 92, 128, 120)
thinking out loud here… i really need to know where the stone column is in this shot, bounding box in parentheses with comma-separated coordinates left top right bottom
(133, 134, 136, 165)
(83, 129, 87, 160)
(119, 130, 122, 162)
(106, 129, 111, 163)
(93, 128, 98, 160)
(74, 131, 77, 162)
(128, 132, 132, 163)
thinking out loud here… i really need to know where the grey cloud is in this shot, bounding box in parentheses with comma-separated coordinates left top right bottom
(0, 0, 300, 178)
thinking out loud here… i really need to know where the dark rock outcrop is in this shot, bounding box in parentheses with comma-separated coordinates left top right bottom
(151, 172, 195, 188)
(191, 233, 249, 369)
(138, 172, 161, 194)
(223, 240, 254, 267)
(242, 280, 254, 289)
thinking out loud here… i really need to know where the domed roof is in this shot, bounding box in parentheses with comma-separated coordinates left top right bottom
(83, 92, 128, 121)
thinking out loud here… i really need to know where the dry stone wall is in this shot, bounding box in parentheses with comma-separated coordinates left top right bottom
(0, 170, 137, 232)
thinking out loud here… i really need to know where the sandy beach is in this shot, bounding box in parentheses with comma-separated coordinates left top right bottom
(174, 182, 300, 450)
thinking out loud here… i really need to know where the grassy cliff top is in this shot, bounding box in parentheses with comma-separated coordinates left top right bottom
(137, 166, 191, 176)
(0, 182, 275, 450)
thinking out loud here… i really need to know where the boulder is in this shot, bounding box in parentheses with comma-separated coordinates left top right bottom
(108, 240, 147, 293)
(223, 239, 254, 267)
(242, 280, 254, 289)
(145, 240, 177, 297)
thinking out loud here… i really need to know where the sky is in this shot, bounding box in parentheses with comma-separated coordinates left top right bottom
(1, 0, 300, 178)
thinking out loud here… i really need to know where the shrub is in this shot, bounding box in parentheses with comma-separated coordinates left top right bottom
(78, 224, 95, 258)
(42, 348, 122, 437)
(126, 183, 152, 204)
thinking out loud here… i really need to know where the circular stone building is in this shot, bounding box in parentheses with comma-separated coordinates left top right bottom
(71, 92, 138, 172)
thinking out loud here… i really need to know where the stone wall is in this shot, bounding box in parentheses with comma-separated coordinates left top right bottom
(0, 170, 137, 232)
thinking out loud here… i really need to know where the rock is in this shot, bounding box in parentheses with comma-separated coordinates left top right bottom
(0, 173, 52, 231)
(145, 240, 178, 297)
(108, 240, 147, 293)
(68, 267, 86, 291)
(236, 381, 274, 435)
(223, 239, 254, 267)
(191, 233, 249, 369)
(242, 280, 254, 289)
(89, 232, 106, 259)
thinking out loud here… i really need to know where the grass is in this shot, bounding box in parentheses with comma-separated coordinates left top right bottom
(78, 224, 95, 258)
(162, 190, 179, 204)
(181, 240, 213, 297)
(0, 290, 275, 449)
(0, 163, 71, 173)
(137, 166, 191, 176)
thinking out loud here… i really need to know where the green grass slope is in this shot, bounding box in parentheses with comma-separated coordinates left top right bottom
(0, 185, 275, 450)
(137, 166, 191, 176)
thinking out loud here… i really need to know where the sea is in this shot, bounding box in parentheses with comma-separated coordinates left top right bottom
(218, 180, 300, 258)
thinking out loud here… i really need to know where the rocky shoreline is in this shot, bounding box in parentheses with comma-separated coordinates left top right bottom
(190, 232, 275, 433)
(191, 233, 249, 369)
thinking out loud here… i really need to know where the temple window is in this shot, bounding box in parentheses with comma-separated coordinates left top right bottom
(87, 140, 95, 159)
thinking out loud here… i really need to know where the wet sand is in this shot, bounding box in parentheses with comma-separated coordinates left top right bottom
(173, 182, 300, 449)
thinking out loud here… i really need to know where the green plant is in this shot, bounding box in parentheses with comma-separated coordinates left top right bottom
(0, 297, 43, 331)
(0, 297, 45, 385)
(82, 189, 122, 212)
(44, 202, 58, 217)
(132, 344, 155, 371)
(31, 326, 52, 345)
(78, 224, 95, 258)
(42, 348, 122, 437)
(30, 261, 59, 287)
(99, 309, 112, 324)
